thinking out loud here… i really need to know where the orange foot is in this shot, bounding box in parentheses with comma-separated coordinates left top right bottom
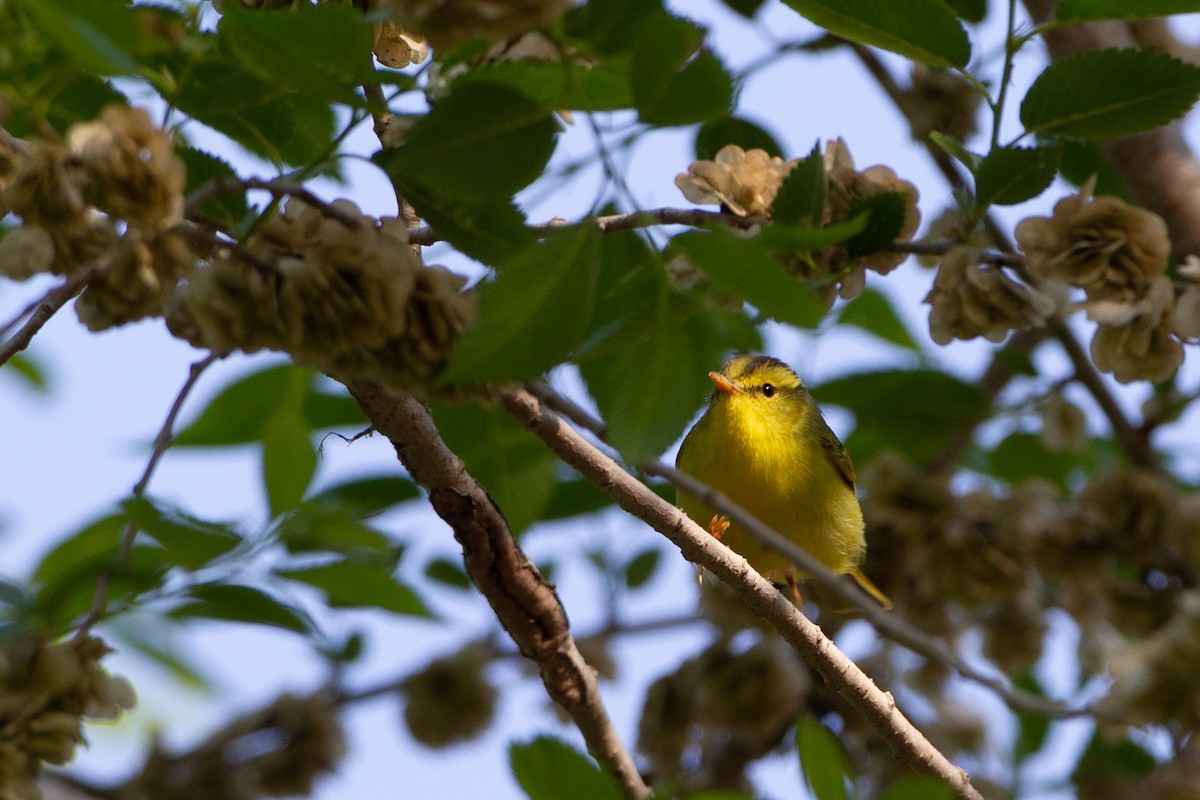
(707, 514, 730, 540)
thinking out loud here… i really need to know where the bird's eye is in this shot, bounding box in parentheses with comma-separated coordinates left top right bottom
(761, 383, 775, 397)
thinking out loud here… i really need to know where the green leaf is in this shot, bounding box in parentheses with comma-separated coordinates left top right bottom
(510, 737, 623, 800)
(878, 777, 954, 800)
(624, 548, 662, 589)
(456, 61, 634, 112)
(1020, 49, 1200, 140)
(218, 4, 375, 104)
(986, 432, 1081, 490)
(382, 82, 557, 200)
(0, 579, 27, 608)
(758, 215, 869, 253)
(122, 497, 242, 570)
(973, 145, 1061, 207)
(442, 224, 601, 382)
(278, 560, 432, 617)
(425, 557, 473, 590)
(781, 0, 970, 67)
(771, 144, 826, 227)
(430, 403, 558, 533)
(836, 287, 922, 353)
(108, 618, 213, 690)
(632, 14, 733, 126)
(172, 59, 336, 167)
(276, 505, 394, 556)
(1056, 0, 1200, 21)
(579, 226, 666, 359)
(171, 583, 312, 633)
(929, 131, 982, 172)
(33, 513, 126, 589)
(569, 0, 662, 55)
(542, 477, 613, 521)
(303, 386, 370, 431)
(304, 475, 421, 519)
(1013, 674, 1051, 763)
(811, 369, 989, 464)
(178, 147, 250, 225)
(673, 229, 828, 328)
(844, 192, 907, 259)
(378, 173, 534, 264)
(943, 0, 988, 22)
(13, 75, 128, 138)
(720, 0, 769, 18)
(1055, 139, 1131, 199)
(1072, 732, 1156, 788)
(695, 116, 784, 160)
(5, 353, 49, 392)
(16, 0, 141, 76)
(796, 715, 849, 800)
(262, 408, 318, 517)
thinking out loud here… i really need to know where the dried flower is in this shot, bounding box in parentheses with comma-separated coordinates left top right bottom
(1, 140, 89, 227)
(675, 144, 796, 219)
(1173, 284, 1200, 339)
(68, 105, 185, 231)
(1039, 391, 1088, 454)
(1015, 186, 1170, 303)
(76, 230, 194, 330)
(402, 644, 497, 748)
(924, 246, 1050, 344)
(899, 64, 981, 143)
(374, 22, 429, 68)
(1089, 276, 1183, 384)
(0, 225, 56, 280)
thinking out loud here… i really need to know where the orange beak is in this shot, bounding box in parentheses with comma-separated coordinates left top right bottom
(709, 371, 742, 395)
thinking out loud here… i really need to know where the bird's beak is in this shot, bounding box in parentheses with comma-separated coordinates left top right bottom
(709, 371, 742, 395)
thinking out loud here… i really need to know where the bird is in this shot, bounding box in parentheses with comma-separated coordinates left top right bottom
(675, 353, 890, 608)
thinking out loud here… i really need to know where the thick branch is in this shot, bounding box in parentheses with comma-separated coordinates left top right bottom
(500, 388, 984, 799)
(345, 380, 649, 800)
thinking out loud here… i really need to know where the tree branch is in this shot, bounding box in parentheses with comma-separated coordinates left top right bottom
(345, 380, 650, 800)
(499, 387, 985, 799)
(0, 261, 107, 368)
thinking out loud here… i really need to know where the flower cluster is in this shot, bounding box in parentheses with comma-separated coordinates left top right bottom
(168, 199, 477, 395)
(1016, 185, 1183, 382)
(0, 105, 192, 330)
(401, 643, 497, 748)
(675, 144, 797, 220)
(898, 64, 981, 143)
(0, 635, 135, 800)
(924, 246, 1052, 345)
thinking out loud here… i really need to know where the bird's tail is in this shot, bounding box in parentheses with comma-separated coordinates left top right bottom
(850, 567, 892, 610)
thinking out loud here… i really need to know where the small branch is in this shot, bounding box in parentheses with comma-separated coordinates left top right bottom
(523, 382, 1091, 723)
(74, 353, 218, 639)
(346, 380, 650, 800)
(500, 387, 985, 799)
(0, 261, 107, 368)
(183, 176, 366, 229)
(405, 207, 747, 246)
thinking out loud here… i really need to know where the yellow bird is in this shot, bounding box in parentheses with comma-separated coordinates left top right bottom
(676, 354, 890, 608)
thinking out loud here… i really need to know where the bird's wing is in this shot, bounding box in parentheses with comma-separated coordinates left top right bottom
(818, 416, 857, 491)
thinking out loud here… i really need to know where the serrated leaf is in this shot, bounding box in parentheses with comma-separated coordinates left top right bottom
(382, 82, 557, 199)
(178, 147, 250, 224)
(123, 497, 241, 570)
(974, 145, 1061, 207)
(425, 557, 473, 590)
(304, 475, 421, 519)
(811, 369, 989, 464)
(772, 144, 826, 226)
(1020, 49, 1200, 140)
(430, 403, 558, 533)
(624, 548, 662, 589)
(569, 0, 663, 55)
(580, 296, 709, 464)
(261, 377, 318, 518)
(845, 192, 908, 259)
(836, 287, 921, 352)
(796, 715, 849, 800)
(781, 0, 970, 67)
(632, 14, 733, 126)
(695, 116, 783, 160)
(16, 0, 141, 76)
(1056, 0, 1200, 21)
(442, 224, 601, 382)
(455, 60, 634, 112)
(172, 584, 312, 633)
(878, 777, 954, 800)
(673, 229, 828, 328)
(218, 3, 375, 104)
(278, 560, 432, 617)
(510, 737, 623, 800)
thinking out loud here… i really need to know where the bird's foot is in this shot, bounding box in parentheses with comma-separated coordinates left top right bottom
(707, 514, 730, 540)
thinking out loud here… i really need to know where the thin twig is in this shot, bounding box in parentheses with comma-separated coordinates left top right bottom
(73, 353, 219, 639)
(0, 261, 107, 368)
(347, 380, 651, 800)
(183, 176, 366, 229)
(524, 382, 1094, 722)
(500, 387, 984, 799)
